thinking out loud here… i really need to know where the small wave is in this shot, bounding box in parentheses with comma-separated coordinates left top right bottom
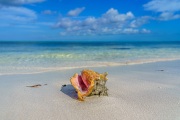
(0, 58, 180, 76)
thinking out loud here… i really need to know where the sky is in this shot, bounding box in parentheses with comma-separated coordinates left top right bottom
(0, 0, 180, 41)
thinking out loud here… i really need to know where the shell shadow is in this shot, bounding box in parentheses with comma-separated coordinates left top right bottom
(60, 84, 78, 100)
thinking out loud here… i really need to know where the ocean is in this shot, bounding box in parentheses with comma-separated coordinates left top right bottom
(0, 41, 180, 75)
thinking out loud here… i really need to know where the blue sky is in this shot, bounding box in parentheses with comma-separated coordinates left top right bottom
(0, 0, 180, 41)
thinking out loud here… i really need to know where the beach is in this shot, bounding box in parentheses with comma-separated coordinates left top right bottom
(1, 0, 180, 119)
(0, 60, 180, 120)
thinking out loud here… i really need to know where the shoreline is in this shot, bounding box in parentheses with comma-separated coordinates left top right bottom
(1, 58, 180, 76)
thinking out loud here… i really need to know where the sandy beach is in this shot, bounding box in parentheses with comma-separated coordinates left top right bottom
(1, 0, 180, 119)
(0, 60, 180, 120)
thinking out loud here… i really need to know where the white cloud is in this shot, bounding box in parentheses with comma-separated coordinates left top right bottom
(42, 10, 57, 15)
(158, 12, 180, 20)
(101, 8, 134, 23)
(55, 8, 150, 35)
(67, 7, 85, 17)
(143, 0, 180, 12)
(144, 0, 180, 20)
(130, 16, 152, 28)
(0, 6, 37, 22)
(0, 0, 44, 6)
(37, 22, 54, 26)
(123, 28, 139, 34)
(141, 28, 151, 33)
(0, 0, 43, 28)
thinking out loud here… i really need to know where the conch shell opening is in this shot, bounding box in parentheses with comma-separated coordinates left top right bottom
(70, 69, 108, 101)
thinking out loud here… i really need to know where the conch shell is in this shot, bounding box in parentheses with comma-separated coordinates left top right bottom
(70, 69, 108, 101)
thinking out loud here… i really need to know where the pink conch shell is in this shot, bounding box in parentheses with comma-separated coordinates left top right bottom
(70, 69, 108, 101)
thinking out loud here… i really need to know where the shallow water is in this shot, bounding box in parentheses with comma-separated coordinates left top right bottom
(0, 41, 180, 75)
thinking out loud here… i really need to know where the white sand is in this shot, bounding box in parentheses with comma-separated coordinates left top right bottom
(0, 60, 180, 120)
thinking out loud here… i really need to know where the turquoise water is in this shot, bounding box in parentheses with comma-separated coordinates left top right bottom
(0, 41, 180, 75)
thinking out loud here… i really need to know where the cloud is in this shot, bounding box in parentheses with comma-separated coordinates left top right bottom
(158, 12, 180, 20)
(0, 6, 37, 22)
(67, 7, 85, 17)
(101, 8, 134, 23)
(0, 0, 44, 6)
(143, 0, 180, 12)
(42, 10, 57, 15)
(37, 22, 54, 26)
(143, 0, 180, 20)
(0, 0, 45, 29)
(55, 8, 150, 35)
(141, 28, 151, 33)
(130, 16, 152, 28)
